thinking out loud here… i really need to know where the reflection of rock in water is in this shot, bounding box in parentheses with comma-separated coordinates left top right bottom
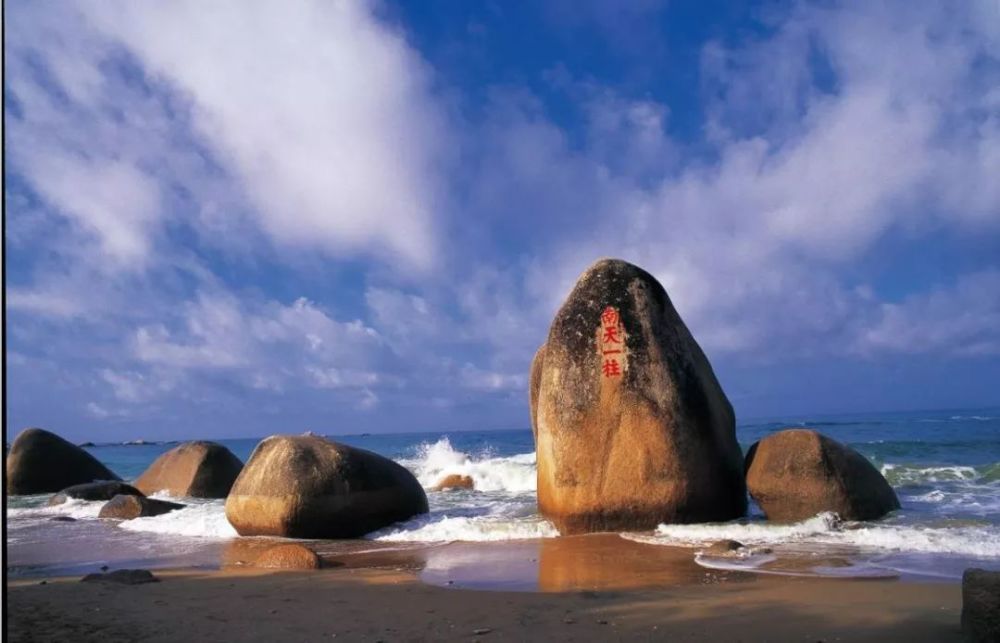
(538, 534, 741, 592)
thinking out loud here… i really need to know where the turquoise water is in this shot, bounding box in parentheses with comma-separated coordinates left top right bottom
(7, 408, 1000, 580)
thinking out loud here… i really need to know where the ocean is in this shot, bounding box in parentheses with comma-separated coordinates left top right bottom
(7, 408, 1000, 582)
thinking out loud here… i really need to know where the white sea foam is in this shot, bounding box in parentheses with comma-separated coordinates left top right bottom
(694, 554, 898, 578)
(371, 514, 558, 542)
(881, 463, 980, 485)
(622, 512, 1000, 558)
(7, 497, 106, 520)
(402, 438, 537, 493)
(117, 501, 238, 539)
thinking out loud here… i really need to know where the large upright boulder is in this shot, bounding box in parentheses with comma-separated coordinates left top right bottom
(534, 258, 746, 534)
(134, 441, 243, 498)
(225, 435, 428, 538)
(745, 429, 900, 522)
(6, 428, 120, 495)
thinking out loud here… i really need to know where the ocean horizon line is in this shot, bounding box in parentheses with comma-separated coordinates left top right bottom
(45, 403, 1000, 446)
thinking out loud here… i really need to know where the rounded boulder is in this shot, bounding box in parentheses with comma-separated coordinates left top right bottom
(534, 258, 747, 534)
(6, 428, 120, 495)
(253, 544, 322, 570)
(135, 441, 243, 498)
(99, 494, 185, 520)
(745, 429, 901, 522)
(225, 435, 428, 538)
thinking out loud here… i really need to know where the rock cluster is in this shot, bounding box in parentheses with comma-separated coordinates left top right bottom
(532, 258, 902, 534)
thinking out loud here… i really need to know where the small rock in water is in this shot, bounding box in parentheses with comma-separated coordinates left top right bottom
(49, 516, 77, 522)
(253, 543, 322, 570)
(432, 474, 475, 492)
(704, 540, 745, 555)
(473, 628, 492, 635)
(81, 569, 159, 585)
(98, 495, 184, 520)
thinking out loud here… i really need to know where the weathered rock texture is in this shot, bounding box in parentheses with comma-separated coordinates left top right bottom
(49, 481, 143, 505)
(962, 568, 1000, 643)
(529, 344, 546, 441)
(225, 435, 428, 538)
(745, 429, 900, 522)
(432, 474, 474, 491)
(98, 494, 185, 520)
(134, 441, 243, 498)
(253, 544, 322, 570)
(534, 258, 746, 534)
(6, 428, 120, 495)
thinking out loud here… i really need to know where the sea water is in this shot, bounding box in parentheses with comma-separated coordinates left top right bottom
(6, 408, 1000, 580)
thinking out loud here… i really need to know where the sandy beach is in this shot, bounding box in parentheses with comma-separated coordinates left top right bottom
(7, 535, 964, 642)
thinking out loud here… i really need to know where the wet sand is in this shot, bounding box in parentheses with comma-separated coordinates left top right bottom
(7, 535, 964, 642)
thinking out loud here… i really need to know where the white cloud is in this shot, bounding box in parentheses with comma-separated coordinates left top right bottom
(458, 364, 527, 392)
(858, 271, 1000, 357)
(132, 290, 384, 382)
(83, 0, 449, 270)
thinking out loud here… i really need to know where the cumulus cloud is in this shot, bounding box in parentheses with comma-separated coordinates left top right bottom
(132, 291, 385, 384)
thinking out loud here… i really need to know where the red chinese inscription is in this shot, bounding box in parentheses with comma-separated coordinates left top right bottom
(601, 306, 619, 326)
(599, 306, 624, 378)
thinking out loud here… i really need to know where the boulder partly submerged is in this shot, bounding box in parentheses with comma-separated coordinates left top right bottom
(745, 429, 900, 522)
(225, 435, 428, 538)
(6, 428, 121, 495)
(98, 494, 186, 520)
(432, 474, 474, 491)
(135, 441, 243, 498)
(534, 258, 747, 534)
(49, 481, 144, 506)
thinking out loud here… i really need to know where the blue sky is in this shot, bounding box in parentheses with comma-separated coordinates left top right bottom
(5, 0, 1000, 442)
